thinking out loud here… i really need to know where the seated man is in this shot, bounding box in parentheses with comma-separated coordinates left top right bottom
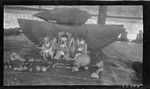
(39, 36, 56, 60)
(72, 39, 90, 72)
(54, 32, 71, 60)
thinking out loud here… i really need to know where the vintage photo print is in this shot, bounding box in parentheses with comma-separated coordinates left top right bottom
(3, 5, 143, 86)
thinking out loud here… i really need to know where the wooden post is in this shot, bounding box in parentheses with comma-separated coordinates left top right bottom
(97, 6, 107, 24)
(39, 5, 41, 10)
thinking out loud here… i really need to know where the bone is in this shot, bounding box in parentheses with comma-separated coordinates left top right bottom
(72, 66, 79, 72)
(36, 66, 41, 71)
(91, 68, 103, 79)
(11, 52, 25, 62)
(91, 72, 99, 79)
(91, 61, 104, 79)
(28, 58, 34, 62)
(28, 68, 33, 72)
(41, 66, 47, 72)
(84, 66, 89, 70)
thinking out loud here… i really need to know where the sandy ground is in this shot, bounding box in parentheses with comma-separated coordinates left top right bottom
(3, 8, 143, 85)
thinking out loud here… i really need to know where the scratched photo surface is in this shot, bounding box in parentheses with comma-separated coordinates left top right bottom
(4, 5, 143, 86)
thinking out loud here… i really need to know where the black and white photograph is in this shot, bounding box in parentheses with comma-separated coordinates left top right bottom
(4, 5, 143, 86)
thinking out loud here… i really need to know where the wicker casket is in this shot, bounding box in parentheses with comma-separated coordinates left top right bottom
(18, 19, 124, 52)
(17, 19, 125, 72)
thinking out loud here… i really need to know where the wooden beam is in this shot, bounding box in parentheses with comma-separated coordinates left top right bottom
(97, 6, 107, 24)
(92, 14, 143, 20)
(106, 15, 143, 20)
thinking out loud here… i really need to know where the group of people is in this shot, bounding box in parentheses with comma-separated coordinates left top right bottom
(8, 31, 103, 78)
(39, 31, 89, 61)
(38, 31, 104, 75)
